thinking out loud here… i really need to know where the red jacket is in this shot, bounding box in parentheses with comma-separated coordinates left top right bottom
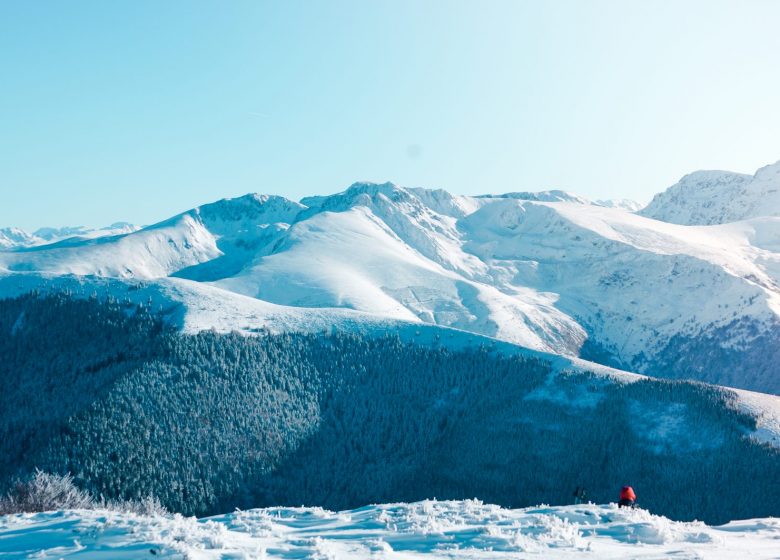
(620, 486, 636, 501)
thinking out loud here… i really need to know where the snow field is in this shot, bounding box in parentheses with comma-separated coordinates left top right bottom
(2, 501, 779, 559)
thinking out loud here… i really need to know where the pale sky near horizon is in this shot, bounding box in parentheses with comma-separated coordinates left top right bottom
(2, 0, 780, 230)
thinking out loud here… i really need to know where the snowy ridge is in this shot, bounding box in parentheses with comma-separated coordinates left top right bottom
(2, 501, 780, 559)
(2, 213, 219, 278)
(595, 198, 644, 212)
(477, 189, 592, 204)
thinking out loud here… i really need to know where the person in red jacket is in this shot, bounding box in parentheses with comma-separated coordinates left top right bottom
(619, 485, 636, 508)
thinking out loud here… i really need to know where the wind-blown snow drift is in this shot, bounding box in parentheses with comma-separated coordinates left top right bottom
(2, 501, 779, 559)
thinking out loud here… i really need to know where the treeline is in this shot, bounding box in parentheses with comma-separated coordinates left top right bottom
(0, 292, 778, 524)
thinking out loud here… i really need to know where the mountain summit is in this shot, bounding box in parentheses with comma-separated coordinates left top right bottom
(640, 160, 780, 225)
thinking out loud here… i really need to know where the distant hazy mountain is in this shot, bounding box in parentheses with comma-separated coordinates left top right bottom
(477, 191, 643, 211)
(2, 162, 780, 393)
(595, 198, 644, 212)
(0, 227, 38, 249)
(477, 189, 592, 204)
(0, 222, 140, 248)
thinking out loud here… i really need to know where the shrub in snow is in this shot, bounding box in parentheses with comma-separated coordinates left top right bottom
(97, 495, 168, 516)
(0, 470, 169, 516)
(0, 470, 92, 514)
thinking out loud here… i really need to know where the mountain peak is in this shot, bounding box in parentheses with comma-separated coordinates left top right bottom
(477, 189, 592, 205)
(195, 193, 304, 227)
(640, 160, 780, 225)
(345, 180, 402, 194)
(299, 182, 413, 216)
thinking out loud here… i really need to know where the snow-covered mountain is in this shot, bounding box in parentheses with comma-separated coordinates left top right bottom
(595, 198, 644, 211)
(477, 189, 592, 204)
(34, 222, 140, 241)
(4, 501, 780, 559)
(0, 223, 140, 248)
(641, 160, 780, 225)
(477, 191, 644, 212)
(0, 228, 37, 249)
(2, 163, 780, 393)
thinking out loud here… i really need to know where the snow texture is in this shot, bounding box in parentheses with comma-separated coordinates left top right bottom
(2, 501, 779, 559)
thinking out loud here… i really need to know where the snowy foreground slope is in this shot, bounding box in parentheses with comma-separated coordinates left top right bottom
(2, 501, 779, 559)
(2, 160, 780, 392)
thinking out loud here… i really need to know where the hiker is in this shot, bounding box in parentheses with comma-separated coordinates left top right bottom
(618, 485, 636, 508)
(573, 487, 588, 504)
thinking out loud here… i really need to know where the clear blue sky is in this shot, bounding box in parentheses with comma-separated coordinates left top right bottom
(2, 0, 780, 230)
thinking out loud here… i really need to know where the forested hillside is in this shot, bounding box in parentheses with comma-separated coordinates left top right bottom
(1, 293, 778, 524)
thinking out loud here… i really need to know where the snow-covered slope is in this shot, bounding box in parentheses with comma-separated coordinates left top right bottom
(460, 198, 780, 390)
(3, 501, 780, 559)
(641, 160, 780, 225)
(2, 167, 780, 392)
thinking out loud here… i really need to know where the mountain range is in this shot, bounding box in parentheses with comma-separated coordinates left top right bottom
(2, 160, 780, 394)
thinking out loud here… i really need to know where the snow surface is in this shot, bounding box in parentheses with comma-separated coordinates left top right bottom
(733, 388, 780, 448)
(2, 501, 779, 559)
